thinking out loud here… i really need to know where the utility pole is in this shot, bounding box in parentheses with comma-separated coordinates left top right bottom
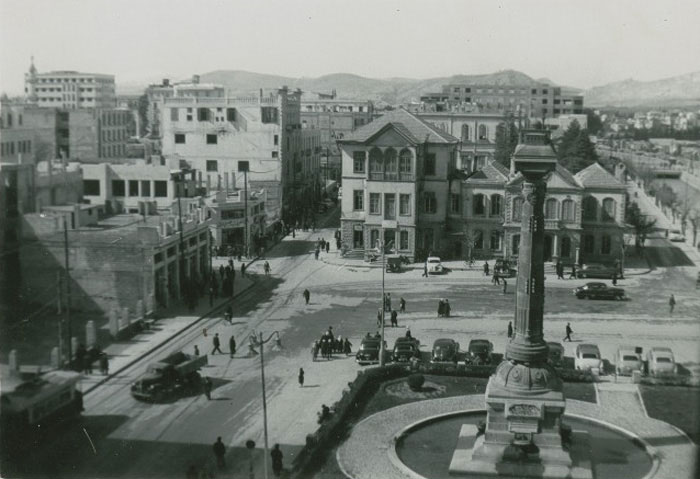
(379, 230, 386, 367)
(57, 271, 64, 366)
(242, 166, 249, 258)
(63, 216, 72, 367)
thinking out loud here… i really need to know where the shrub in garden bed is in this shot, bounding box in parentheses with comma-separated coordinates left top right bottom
(407, 373, 425, 391)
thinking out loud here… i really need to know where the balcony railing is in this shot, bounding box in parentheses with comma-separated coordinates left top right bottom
(544, 219, 560, 229)
(367, 172, 415, 182)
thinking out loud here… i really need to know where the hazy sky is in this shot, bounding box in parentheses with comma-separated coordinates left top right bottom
(1, 0, 699, 95)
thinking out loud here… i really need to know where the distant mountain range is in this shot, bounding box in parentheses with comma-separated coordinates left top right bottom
(117, 69, 700, 109)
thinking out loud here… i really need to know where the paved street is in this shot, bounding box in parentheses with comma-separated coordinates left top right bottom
(3, 204, 700, 478)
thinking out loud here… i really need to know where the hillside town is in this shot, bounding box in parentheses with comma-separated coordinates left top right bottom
(1, 2, 699, 479)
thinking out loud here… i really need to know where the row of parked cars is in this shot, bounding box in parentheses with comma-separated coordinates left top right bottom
(572, 343, 678, 376)
(356, 335, 495, 366)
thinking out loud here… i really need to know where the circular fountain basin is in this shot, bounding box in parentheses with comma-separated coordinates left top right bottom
(395, 411, 655, 479)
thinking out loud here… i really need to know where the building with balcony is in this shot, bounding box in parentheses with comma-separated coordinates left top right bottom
(338, 108, 459, 261)
(161, 86, 321, 228)
(204, 189, 267, 253)
(24, 58, 116, 110)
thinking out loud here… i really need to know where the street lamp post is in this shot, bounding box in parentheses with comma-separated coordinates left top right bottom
(377, 224, 394, 367)
(250, 330, 282, 479)
(171, 171, 187, 298)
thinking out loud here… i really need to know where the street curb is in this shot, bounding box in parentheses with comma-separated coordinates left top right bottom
(83, 280, 257, 396)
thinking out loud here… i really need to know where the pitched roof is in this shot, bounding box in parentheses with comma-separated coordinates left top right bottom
(507, 163, 582, 189)
(466, 160, 509, 184)
(340, 108, 458, 144)
(574, 162, 625, 189)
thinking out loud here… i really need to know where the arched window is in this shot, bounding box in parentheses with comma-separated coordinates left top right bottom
(583, 234, 595, 254)
(461, 124, 470, 141)
(601, 234, 612, 254)
(474, 230, 484, 249)
(490, 231, 502, 251)
(582, 196, 598, 221)
(545, 198, 558, 219)
(512, 197, 523, 221)
(562, 199, 575, 221)
(478, 124, 488, 140)
(602, 198, 616, 222)
(399, 149, 412, 178)
(473, 194, 486, 216)
(490, 194, 503, 216)
(384, 148, 397, 180)
(561, 236, 572, 258)
(369, 148, 383, 180)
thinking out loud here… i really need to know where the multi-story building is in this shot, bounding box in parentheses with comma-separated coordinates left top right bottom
(81, 158, 198, 214)
(24, 58, 116, 110)
(300, 93, 375, 182)
(161, 86, 321, 228)
(338, 108, 459, 261)
(144, 76, 226, 138)
(205, 189, 267, 252)
(421, 82, 583, 119)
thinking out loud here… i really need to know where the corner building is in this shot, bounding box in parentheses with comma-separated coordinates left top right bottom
(338, 109, 459, 261)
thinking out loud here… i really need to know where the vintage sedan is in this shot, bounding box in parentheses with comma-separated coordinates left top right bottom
(426, 257, 446, 275)
(355, 338, 381, 365)
(467, 339, 493, 365)
(615, 347, 643, 376)
(669, 229, 685, 242)
(431, 338, 460, 364)
(574, 344, 602, 372)
(647, 347, 677, 376)
(576, 263, 616, 279)
(574, 282, 625, 300)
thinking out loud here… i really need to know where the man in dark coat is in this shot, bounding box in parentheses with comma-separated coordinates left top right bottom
(213, 437, 226, 468)
(229, 335, 236, 358)
(303, 289, 310, 304)
(507, 321, 513, 339)
(563, 323, 573, 342)
(271, 444, 284, 477)
(203, 377, 213, 400)
(391, 309, 398, 327)
(212, 333, 223, 354)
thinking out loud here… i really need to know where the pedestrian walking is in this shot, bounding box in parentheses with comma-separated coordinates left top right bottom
(303, 289, 310, 305)
(437, 299, 444, 317)
(298, 368, 305, 388)
(224, 305, 233, 325)
(483, 261, 490, 276)
(241, 263, 246, 278)
(325, 242, 330, 254)
(212, 333, 223, 354)
(194, 345, 200, 356)
(502, 277, 508, 294)
(569, 264, 577, 279)
(212, 437, 226, 469)
(314, 248, 320, 260)
(264, 261, 271, 276)
(344, 338, 352, 355)
(556, 261, 564, 280)
(377, 308, 383, 328)
(612, 272, 618, 286)
(444, 299, 451, 317)
(669, 294, 676, 314)
(385, 293, 392, 312)
(312, 341, 319, 361)
(219, 264, 225, 281)
(99, 353, 109, 375)
(422, 263, 429, 277)
(271, 444, 284, 478)
(492, 271, 501, 285)
(391, 309, 398, 327)
(203, 377, 213, 400)
(400, 297, 406, 313)
(229, 335, 236, 358)
(507, 321, 513, 339)
(563, 322, 573, 342)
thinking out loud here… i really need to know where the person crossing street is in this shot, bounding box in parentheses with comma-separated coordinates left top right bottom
(212, 333, 223, 354)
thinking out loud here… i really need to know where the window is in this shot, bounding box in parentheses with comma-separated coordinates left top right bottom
(490, 194, 502, 216)
(369, 193, 381, 214)
(545, 198, 558, 219)
(490, 231, 502, 251)
(562, 199, 574, 221)
(602, 198, 616, 222)
(353, 151, 366, 173)
(238, 161, 249, 172)
(154, 180, 168, 197)
(450, 193, 461, 214)
(513, 197, 523, 221)
(400, 194, 411, 215)
(399, 149, 412, 176)
(227, 108, 237, 122)
(175, 133, 186, 144)
(512, 234, 520, 255)
(198, 108, 210, 121)
(206, 134, 218, 145)
(473, 194, 485, 216)
(206, 160, 218, 172)
(353, 190, 364, 210)
(369, 148, 383, 179)
(601, 234, 612, 254)
(370, 229, 380, 248)
(170, 108, 179, 121)
(424, 153, 436, 176)
(271, 151, 278, 158)
(424, 192, 437, 214)
(221, 209, 244, 220)
(582, 196, 598, 221)
(129, 180, 139, 196)
(478, 124, 487, 140)
(112, 179, 125, 197)
(273, 134, 278, 146)
(141, 180, 151, 197)
(583, 234, 595, 254)
(186, 108, 193, 121)
(461, 124, 470, 141)
(474, 230, 484, 249)
(83, 179, 100, 196)
(384, 193, 396, 219)
(400, 230, 409, 250)
(384, 148, 397, 180)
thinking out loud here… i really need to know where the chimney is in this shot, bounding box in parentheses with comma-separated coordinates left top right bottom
(192, 74, 200, 84)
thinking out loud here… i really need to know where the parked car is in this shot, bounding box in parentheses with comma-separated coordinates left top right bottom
(576, 263, 616, 279)
(494, 259, 517, 278)
(574, 344, 602, 372)
(467, 339, 493, 365)
(574, 282, 625, 300)
(431, 338, 460, 364)
(393, 337, 420, 363)
(547, 341, 565, 367)
(615, 347, 643, 376)
(356, 338, 381, 365)
(426, 256, 445, 275)
(647, 347, 677, 376)
(669, 229, 685, 242)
